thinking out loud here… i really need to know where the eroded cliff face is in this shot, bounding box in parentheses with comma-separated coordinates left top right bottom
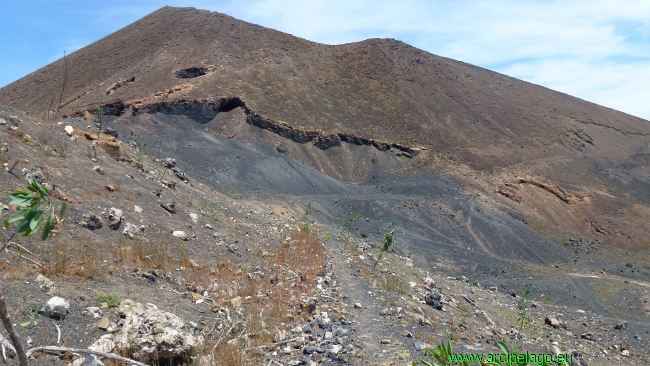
(65, 97, 422, 156)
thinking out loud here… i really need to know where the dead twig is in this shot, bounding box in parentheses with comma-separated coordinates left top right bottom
(1, 332, 17, 361)
(0, 292, 28, 366)
(55, 324, 61, 344)
(25, 346, 147, 366)
(160, 205, 172, 217)
(211, 321, 241, 352)
(0, 233, 16, 255)
(4, 248, 42, 267)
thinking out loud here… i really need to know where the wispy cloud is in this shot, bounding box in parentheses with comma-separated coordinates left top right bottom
(218, 0, 650, 119)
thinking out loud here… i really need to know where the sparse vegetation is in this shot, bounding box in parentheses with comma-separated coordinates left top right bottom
(374, 218, 395, 269)
(517, 288, 531, 335)
(97, 292, 122, 307)
(1, 179, 66, 241)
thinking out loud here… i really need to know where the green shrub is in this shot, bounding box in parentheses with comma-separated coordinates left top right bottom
(97, 292, 122, 307)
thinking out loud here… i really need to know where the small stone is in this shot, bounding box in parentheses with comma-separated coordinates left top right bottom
(161, 202, 176, 214)
(380, 339, 391, 344)
(172, 231, 188, 241)
(98, 316, 110, 330)
(93, 165, 105, 175)
(191, 293, 204, 304)
(230, 296, 242, 307)
(414, 341, 426, 350)
(545, 316, 561, 329)
(105, 184, 115, 192)
(134, 205, 142, 213)
(64, 125, 74, 136)
(354, 302, 363, 308)
(272, 330, 287, 342)
(84, 354, 105, 366)
(101, 302, 109, 309)
(0, 118, 6, 126)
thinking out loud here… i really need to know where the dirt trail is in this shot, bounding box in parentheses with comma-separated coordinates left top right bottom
(327, 240, 408, 365)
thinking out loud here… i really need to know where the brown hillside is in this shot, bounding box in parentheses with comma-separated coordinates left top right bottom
(2, 6, 650, 248)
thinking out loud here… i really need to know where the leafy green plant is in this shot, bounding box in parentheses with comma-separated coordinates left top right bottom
(19, 308, 38, 327)
(340, 203, 361, 233)
(128, 130, 147, 162)
(413, 339, 468, 366)
(300, 202, 317, 236)
(97, 292, 122, 307)
(373, 218, 395, 269)
(517, 288, 531, 335)
(1, 179, 67, 240)
(94, 103, 104, 139)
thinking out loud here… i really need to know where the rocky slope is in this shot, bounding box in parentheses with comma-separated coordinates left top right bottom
(0, 106, 648, 365)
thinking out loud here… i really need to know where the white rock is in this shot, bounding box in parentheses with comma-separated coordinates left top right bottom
(35, 274, 54, 290)
(114, 300, 202, 359)
(189, 213, 199, 224)
(621, 349, 630, 357)
(0, 118, 6, 125)
(64, 125, 74, 136)
(172, 231, 188, 241)
(134, 205, 142, 213)
(41, 296, 69, 318)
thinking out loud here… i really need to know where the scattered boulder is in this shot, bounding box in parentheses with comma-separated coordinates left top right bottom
(98, 316, 110, 330)
(64, 125, 74, 136)
(171, 167, 188, 182)
(424, 292, 445, 311)
(21, 169, 45, 183)
(545, 316, 564, 329)
(108, 207, 123, 230)
(172, 230, 189, 241)
(277, 144, 287, 153)
(0, 118, 5, 126)
(299, 296, 317, 313)
(93, 165, 105, 175)
(161, 180, 176, 189)
(113, 300, 203, 360)
(80, 214, 103, 230)
(614, 321, 628, 330)
(103, 127, 118, 138)
(35, 274, 54, 291)
(189, 212, 199, 224)
(161, 158, 176, 168)
(40, 296, 69, 319)
(230, 296, 242, 307)
(122, 222, 145, 239)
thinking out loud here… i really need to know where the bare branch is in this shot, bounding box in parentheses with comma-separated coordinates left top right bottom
(0, 293, 28, 366)
(25, 346, 148, 366)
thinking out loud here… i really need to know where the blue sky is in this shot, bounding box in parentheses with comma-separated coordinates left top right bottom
(2, 0, 650, 120)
